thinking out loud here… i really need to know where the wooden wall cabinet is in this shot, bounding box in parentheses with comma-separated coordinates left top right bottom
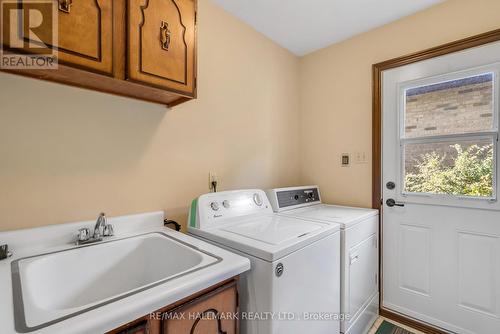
(108, 278, 239, 334)
(1, 0, 197, 107)
(128, 0, 196, 96)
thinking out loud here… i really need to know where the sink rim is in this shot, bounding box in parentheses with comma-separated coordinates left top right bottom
(11, 231, 222, 333)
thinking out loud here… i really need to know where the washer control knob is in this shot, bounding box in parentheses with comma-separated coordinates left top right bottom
(210, 202, 220, 211)
(222, 200, 230, 209)
(253, 193, 263, 206)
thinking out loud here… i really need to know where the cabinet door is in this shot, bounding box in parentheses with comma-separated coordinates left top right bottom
(163, 282, 237, 334)
(1, 0, 114, 75)
(109, 318, 161, 334)
(127, 0, 196, 96)
(115, 320, 148, 334)
(57, 0, 114, 74)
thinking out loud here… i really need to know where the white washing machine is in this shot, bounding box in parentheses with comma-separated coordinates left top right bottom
(266, 186, 379, 334)
(188, 189, 341, 334)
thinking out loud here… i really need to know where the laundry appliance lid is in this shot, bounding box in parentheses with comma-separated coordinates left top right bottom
(189, 213, 339, 262)
(221, 215, 322, 245)
(279, 204, 378, 228)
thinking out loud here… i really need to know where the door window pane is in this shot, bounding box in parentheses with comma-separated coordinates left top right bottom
(405, 73, 494, 138)
(404, 138, 494, 197)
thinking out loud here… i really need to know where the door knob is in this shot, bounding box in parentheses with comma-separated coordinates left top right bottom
(386, 198, 405, 207)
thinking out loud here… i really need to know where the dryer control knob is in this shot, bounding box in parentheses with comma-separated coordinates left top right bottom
(222, 200, 230, 208)
(253, 193, 263, 206)
(210, 202, 220, 211)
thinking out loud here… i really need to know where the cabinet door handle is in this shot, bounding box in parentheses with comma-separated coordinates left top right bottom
(160, 21, 171, 51)
(58, 0, 72, 13)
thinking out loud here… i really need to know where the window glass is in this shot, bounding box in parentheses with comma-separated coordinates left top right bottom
(404, 73, 494, 138)
(404, 138, 494, 197)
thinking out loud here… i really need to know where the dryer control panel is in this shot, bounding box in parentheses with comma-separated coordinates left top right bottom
(266, 186, 322, 212)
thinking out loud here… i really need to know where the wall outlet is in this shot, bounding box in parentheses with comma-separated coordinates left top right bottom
(209, 172, 218, 192)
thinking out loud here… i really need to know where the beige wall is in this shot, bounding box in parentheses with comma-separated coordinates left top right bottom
(3, 0, 500, 232)
(0, 0, 300, 231)
(299, 0, 500, 208)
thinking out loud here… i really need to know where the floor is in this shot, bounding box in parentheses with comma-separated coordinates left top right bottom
(368, 316, 426, 334)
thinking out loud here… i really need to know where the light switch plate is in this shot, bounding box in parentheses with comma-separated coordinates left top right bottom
(354, 151, 369, 164)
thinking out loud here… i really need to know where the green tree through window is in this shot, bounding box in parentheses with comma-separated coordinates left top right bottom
(405, 144, 493, 197)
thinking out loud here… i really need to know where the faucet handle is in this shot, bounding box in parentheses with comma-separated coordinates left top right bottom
(103, 224, 114, 237)
(77, 227, 90, 242)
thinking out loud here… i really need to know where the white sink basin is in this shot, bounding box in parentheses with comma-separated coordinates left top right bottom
(12, 232, 219, 331)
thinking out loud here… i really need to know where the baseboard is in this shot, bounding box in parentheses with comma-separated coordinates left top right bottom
(380, 308, 451, 334)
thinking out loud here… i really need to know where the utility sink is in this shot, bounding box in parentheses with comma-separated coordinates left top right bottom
(11, 232, 220, 332)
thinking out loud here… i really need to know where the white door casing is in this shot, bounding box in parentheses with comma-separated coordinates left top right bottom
(382, 41, 500, 334)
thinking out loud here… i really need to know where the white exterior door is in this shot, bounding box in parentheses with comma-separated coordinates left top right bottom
(382, 41, 500, 334)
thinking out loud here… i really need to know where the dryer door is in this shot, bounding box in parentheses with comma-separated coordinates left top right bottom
(348, 234, 378, 320)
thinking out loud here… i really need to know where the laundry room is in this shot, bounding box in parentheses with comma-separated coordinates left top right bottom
(0, 1, 499, 334)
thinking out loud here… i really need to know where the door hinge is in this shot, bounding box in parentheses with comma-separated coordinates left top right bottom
(375, 273, 378, 285)
(195, 11, 197, 24)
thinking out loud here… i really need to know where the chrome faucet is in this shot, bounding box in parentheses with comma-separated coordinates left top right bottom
(76, 213, 114, 245)
(94, 212, 107, 238)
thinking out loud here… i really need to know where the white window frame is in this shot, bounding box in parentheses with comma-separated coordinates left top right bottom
(396, 64, 500, 207)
